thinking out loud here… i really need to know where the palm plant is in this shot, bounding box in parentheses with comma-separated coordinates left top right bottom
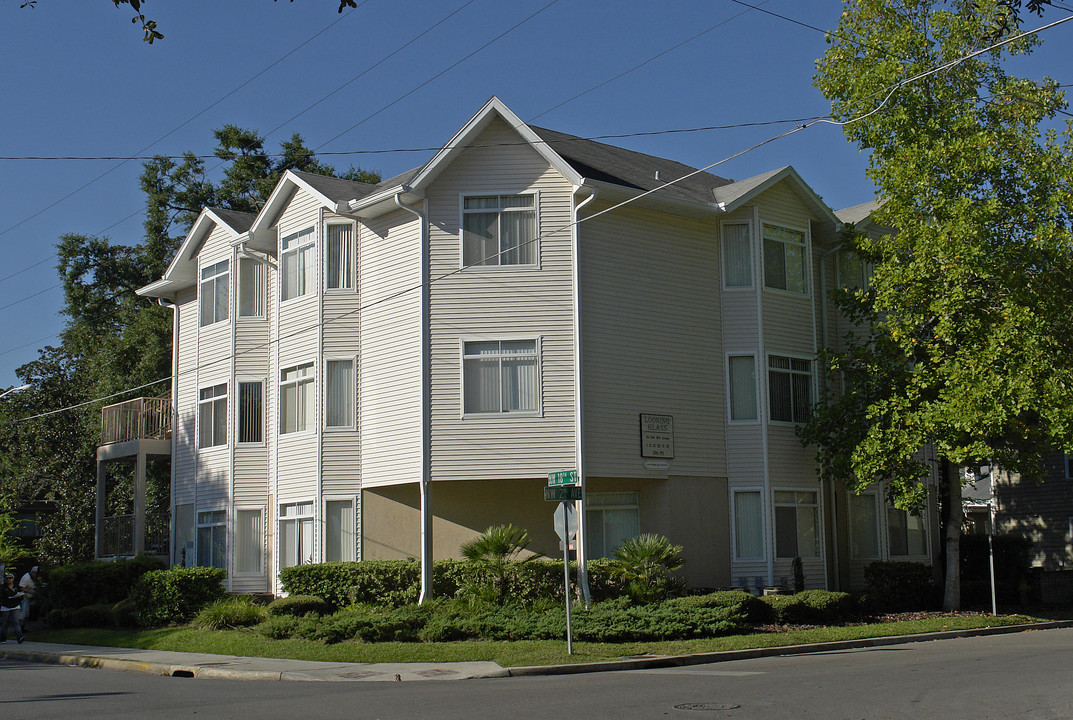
(459, 524, 533, 605)
(608, 533, 685, 604)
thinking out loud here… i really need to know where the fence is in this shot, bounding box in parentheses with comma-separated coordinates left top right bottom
(101, 397, 171, 445)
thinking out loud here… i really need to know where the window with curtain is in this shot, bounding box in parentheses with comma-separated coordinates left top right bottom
(463, 340, 538, 414)
(198, 383, 227, 448)
(837, 249, 870, 290)
(281, 226, 315, 301)
(763, 224, 808, 294)
(325, 223, 354, 290)
(279, 502, 314, 568)
(849, 493, 880, 559)
(235, 508, 263, 574)
(888, 506, 927, 556)
(722, 222, 752, 287)
(196, 510, 226, 569)
(585, 492, 640, 558)
(325, 359, 354, 428)
(768, 355, 812, 423)
(280, 363, 315, 434)
(774, 490, 819, 558)
(733, 490, 764, 559)
(237, 380, 263, 444)
(325, 500, 356, 562)
(462, 194, 536, 266)
(238, 257, 265, 318)
(199, 259, 229, 327)
(728, 355, 757, 421)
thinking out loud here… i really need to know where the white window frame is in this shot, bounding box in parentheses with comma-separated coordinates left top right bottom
(279, 362, 315, 435)
(726, 352, 759, 423)
(196, 508, 227, 570)
(199, 259, 230, 327)
(460, 192, 539, 269)
(585, 492, 640, 559)
(460, 337, 541, 417)
(280, 226, 316, 303)
(233, 506, 265, 576)
(236, 378, 265, 445)
(324, 356, 356, 430)
(197, 382, 228, 450)
(762, 222, 810, 296)
(721, 219, 754, 289)
(237, 256, 266, 320)
(731, 487, 766, 561)
(323, 496, 357, 563)
(773, 488, 821, 559)
(767, 354, 813, 425)
(278, 500, 315, 569)
(324, 221, 356, 292)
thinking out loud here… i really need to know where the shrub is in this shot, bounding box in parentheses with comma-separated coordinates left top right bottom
(194, 596, 268, 630)
(253, 615, 300, 639)
(459, 524, 536, 605)
(130, 567, 226, 626)
(111, 598, 139, 627)
(69, 603, 116, 628)
(864, 561, 939, 611)
(669, 590, 774, 625)
(44, 555, 166, 610)
(607, 534, 685, 604)
(762, 590, 857, 625)
(266, 594, 331, 618)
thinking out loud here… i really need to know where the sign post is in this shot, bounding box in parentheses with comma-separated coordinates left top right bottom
(548, 470, 579, 655)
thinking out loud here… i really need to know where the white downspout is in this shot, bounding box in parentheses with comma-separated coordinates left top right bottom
(572, 186, 597, 607)
(394, 192, 433, 604)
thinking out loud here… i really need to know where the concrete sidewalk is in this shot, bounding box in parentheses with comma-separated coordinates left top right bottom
(3, 621, 1071, 682)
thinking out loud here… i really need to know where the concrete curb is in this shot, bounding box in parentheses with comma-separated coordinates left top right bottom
(504, 620, 1073, 677)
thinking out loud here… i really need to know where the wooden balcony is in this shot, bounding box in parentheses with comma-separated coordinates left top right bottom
(101, 397, 171, 445)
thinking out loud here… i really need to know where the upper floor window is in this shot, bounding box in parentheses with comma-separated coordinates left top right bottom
(238, 257, 265, 318)
(198, 383, 227, 449)
(199, 260, 229, 327)
(837, 249, 870, 290)
(325, 223, 354, 290)
(280, 362, 315, 434)
(722, 222, 752, 288)
(768, 355, 812, 423)
(463, 339, 538, 414)
(763, 224, 808, 294)
(462, 194, 536, 267)
(281, 227, 315, 301)
(325, 358, 355, 428)
(728, 355, 758, 422)
(237, 380, 263, 444)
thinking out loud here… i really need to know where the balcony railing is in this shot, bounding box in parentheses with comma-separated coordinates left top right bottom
(101, 397, 171, 445)
(99, 513, 170, 559)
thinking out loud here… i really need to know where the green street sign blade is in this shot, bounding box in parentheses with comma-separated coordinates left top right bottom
(544, 486, 582, 502)
(547, 470, 578, 486)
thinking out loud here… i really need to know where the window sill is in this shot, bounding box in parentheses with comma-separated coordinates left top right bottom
(459, 263, 541, 272)
(461, 411, 542, 420)
(762, 286, 811, 299)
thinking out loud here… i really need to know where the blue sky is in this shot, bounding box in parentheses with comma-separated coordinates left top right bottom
(1, 0, 1069, 390)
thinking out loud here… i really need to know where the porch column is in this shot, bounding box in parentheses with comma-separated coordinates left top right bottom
(134, 447, 147, 556)
(95, 458, 107, 559)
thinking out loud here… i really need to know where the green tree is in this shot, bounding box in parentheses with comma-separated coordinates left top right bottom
(808, 0, 1073, 610)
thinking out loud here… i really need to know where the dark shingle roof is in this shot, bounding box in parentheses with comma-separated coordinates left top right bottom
(529, 126, 733, 205)
(290, 170, 380, 204)
(836, 200, 881, 226)
(208, 207, 256, 233)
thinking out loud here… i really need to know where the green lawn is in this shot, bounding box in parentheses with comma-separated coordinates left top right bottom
(28, 614, 1047, 668)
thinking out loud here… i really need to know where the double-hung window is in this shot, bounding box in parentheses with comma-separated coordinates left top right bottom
(324, 499, 356, 562)
(728, 355, 758, 421)
(237, 380, 263, 444)
(722, 221, 753, 288)
(199, 260, 229, 327)
(281, 227, 315, 301)
(763, 224, 808, 294)
(462, 340, 538, 414)
(237, 257, 265, 318)
(732, 489, 765, 560)
(768, 356, 812, 423)
(234, 508, 263, 574)
(585, 492, 640, 559)
(280, 363, 315, 434)
(198, 383, 227, 448)
(325, 359, 354, 428)
(888, 506, 927, 556)
(325, 223, 354, 290)
(279, 502, 314, 568)
(462, 194, 536, 266)
(196, 510, 226, 569)
(774, 490, 819, 558)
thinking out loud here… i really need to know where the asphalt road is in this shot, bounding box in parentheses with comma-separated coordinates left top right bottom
(3, 628, 1072, 720)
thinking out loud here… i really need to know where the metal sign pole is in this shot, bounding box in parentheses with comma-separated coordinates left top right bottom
(563, 501, 573, 655)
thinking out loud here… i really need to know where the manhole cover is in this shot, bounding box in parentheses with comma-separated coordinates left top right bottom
(673, 703, 741, 711)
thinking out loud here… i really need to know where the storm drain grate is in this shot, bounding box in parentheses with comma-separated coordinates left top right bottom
(673, 702, 740, 711)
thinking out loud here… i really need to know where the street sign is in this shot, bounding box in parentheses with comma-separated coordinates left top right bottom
(548, 469, 578, 486)
(553, 501, 578, 541)
(544, 485, 582, 502)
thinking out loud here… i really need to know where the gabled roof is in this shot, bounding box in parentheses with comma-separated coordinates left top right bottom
(836, 200, 882, 228)
(138, 207, 255, 299)
(248, 169, 381, 248)
(714, 166, 839, 225)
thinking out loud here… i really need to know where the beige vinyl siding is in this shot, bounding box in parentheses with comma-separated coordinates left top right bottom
(233, 448, 268, 503)
(427, 117, 575, 480)
(580, 203, 724, 478)
(173, 288, 199, 505)
(359, 209, 422, 488)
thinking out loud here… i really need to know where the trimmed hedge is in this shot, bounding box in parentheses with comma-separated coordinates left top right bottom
(130, 567, 226, 627)
(45, 555, 167, 610)
(864, 561, 939, 611)
(761, 590, 857, 625)
(267, 594, 332, 617)
(668, 590, 774, 624)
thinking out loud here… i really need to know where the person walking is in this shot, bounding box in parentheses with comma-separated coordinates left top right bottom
(0, 573, 25, 644)
(18, 566, 37, 628)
